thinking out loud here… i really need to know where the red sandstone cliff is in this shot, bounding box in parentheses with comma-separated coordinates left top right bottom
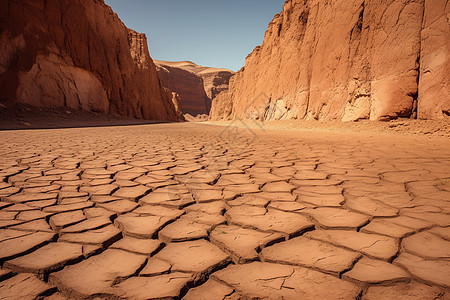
(0, 0, 184, 121)
(210, 0, 449, 121)
(155, 60, 234, 116)
(155, 61, 210, 115)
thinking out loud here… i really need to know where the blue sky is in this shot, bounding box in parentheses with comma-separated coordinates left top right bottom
(104, 0, 284, 71)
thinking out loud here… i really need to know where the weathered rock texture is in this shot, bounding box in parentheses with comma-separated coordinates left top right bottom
(0, 0, 184, 121)
(155, 60, 234, 115)
(210, 0, 449, 121)
(418, 0, 450, 119)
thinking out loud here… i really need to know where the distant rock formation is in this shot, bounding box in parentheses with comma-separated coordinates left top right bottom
(0, 0, 184, 121)
(184, 113, 209, 122)
(155, 60, 234, 116)
(210, 0, 449, 121)
(155, 62, 210, 116)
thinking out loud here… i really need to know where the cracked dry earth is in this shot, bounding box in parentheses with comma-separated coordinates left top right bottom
(0, 123, 449, 300)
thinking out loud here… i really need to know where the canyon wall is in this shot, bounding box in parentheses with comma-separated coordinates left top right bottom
(155, 60, 234, 116)
(210, 0, 449, 121)
(0, 0, 184, 121)
(155, 61, 210, 115)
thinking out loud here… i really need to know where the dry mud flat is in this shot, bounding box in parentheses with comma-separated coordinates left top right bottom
(0, 122, 449, 299)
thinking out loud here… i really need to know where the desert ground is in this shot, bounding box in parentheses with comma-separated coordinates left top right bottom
(0, 121, 449, 299)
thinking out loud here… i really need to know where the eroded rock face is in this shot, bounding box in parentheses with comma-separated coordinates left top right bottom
(0, 0, 184, 121)
(155, 60, 234, 115)
(417, 0, 450, 119)
(210, 0, 449, 121)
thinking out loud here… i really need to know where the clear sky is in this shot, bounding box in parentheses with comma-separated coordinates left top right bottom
(104, 0, 284, 71)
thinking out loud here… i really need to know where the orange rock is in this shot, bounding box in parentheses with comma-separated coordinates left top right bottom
(418, 0, 450, 119)
(210, 0, 449, 121)
(155, 60, 234, 115)
(0, 0, 184, 121)
(155, 61, 211, 115)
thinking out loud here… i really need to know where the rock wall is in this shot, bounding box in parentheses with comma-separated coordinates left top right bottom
(155, 60, 234, 116)
(155, 61, 210, 115)
(0, 0, 184, 121)
(417, 0, 450, 119)
(210, 0, 449, 121)
(197, 69, 235, 101)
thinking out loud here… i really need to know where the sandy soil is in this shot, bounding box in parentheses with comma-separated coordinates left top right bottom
(207, 118, 450, 138)
(0, 103, 168, 130)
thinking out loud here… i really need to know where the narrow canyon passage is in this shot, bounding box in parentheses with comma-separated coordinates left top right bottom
(0, 123, 449, 299)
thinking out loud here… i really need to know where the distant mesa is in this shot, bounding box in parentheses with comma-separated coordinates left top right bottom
(210, 0, 449, 121)
(0, 0, 184, 122)
(154, 60, 234, 116)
